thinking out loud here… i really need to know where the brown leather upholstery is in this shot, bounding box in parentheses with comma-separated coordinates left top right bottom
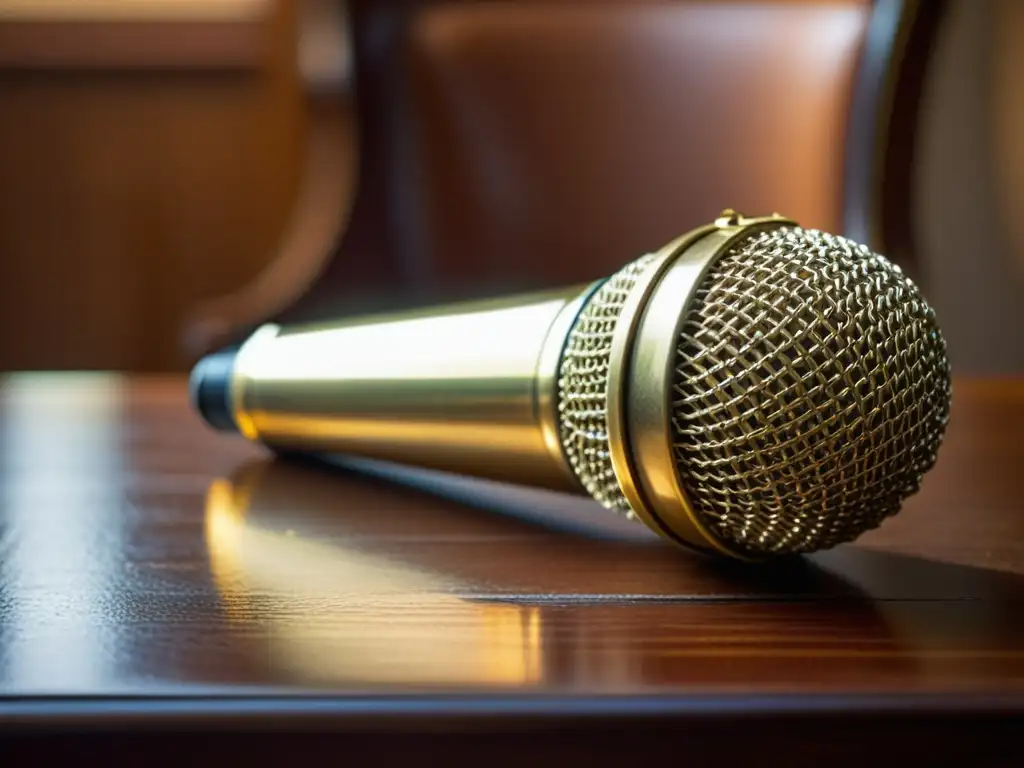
(400, 2, 869, 290)
(186, 0, 946, 350)
(290, 0, 874, 318)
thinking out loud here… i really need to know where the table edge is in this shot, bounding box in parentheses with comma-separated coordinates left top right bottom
(2, 691, 1024, 731)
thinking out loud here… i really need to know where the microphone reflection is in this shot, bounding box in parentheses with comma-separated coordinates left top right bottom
(205, 464, 543, 688)
(203, 457, 922, 693)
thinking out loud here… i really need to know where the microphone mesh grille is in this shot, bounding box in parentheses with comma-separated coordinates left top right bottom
(557, 225, 951, 556)
(673, 226, 949, 554)
(556, 252, 659, 514)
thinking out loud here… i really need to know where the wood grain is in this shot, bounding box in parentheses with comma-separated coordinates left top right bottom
(0, 374, 1023, 763)
(0, 20, 266, 70)
(0, 0, 269, 70)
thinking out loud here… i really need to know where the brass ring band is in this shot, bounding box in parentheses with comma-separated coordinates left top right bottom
(606, 212, 795, 559)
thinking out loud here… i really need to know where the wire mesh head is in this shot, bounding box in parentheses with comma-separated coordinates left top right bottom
(556, 253, 658, 515)
(557, 225, 951, 556)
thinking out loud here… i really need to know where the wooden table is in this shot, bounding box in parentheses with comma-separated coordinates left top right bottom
(1, 374, 1023, 764)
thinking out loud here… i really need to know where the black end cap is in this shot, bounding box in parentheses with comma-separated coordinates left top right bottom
(189, 345, 240, 433)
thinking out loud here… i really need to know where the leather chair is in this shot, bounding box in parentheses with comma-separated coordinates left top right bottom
(184, 0, 946, 357)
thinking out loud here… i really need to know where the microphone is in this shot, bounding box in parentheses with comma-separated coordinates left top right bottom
(190, 210, 951, 561)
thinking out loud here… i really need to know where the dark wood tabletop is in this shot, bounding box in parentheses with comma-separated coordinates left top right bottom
(1, 373, 1023, 764)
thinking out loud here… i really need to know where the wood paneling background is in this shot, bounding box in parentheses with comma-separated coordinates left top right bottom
(0, 0, 1019, 373)
(0, 0, 303, 372)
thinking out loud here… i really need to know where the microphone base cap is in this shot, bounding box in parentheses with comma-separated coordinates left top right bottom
(189, 346, 239, 433)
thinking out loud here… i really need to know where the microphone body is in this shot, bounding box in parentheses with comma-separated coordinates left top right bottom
(217, 283, 594, 492)
(192, 210, 951, 561)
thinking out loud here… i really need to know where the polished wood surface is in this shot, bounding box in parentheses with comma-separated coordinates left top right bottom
(1, 374, 1023, 762)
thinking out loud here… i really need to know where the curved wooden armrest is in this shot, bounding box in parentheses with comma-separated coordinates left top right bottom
(844, 0, 947, 282)
(182, 0, 356, 359)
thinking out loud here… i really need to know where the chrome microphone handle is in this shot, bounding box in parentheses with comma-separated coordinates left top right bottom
(213, 284, 592, 492)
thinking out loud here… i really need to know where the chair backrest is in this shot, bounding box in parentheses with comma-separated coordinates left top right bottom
(187, 0, 947, 344)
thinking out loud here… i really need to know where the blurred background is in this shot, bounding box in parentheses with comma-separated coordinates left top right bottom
(0, 0, 1020, 375)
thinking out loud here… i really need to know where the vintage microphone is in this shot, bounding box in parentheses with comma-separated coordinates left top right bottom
(190, 210, 952, 561)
